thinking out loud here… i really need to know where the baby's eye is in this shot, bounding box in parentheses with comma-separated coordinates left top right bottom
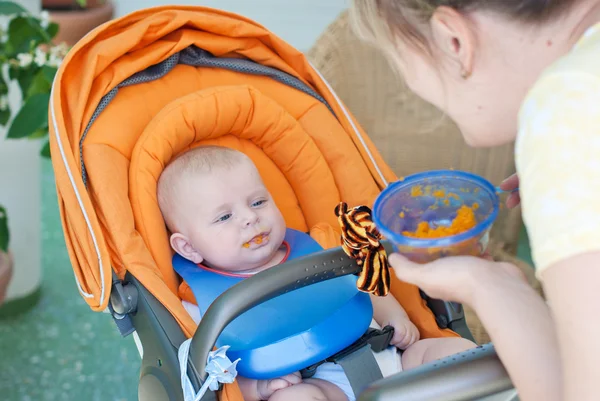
(217, 213, 232, 223)
(251, 199, 267, 207)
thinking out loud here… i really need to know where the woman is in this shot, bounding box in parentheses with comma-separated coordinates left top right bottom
(350, 1, 600, 400)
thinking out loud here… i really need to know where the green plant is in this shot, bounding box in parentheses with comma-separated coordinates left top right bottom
(0, 1, 69, 252)
(0, 1, 68, 157)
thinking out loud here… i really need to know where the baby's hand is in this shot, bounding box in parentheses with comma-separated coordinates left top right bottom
(256, 372, 302, 400)
(388, 316, 420, 350)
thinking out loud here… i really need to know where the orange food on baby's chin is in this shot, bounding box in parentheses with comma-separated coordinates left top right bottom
(402, 205, 477, 239)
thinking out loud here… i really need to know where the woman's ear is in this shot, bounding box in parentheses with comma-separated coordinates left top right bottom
(429, 6, 476, 78)
(170, 233, 204, 264)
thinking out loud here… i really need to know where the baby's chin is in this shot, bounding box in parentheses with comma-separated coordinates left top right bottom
(235, 243, 285, 273)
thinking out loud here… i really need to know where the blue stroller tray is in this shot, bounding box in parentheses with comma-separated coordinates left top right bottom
(174, 229, 373, 379)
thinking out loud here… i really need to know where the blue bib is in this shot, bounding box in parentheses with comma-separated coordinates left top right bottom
(173, 228, 373, 379)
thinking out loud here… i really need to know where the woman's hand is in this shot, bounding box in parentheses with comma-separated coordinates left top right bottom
(388, 253, 527, 306)
(499, 173, 521, 209)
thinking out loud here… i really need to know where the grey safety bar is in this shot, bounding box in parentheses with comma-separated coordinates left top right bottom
(357, 343, 516, 401)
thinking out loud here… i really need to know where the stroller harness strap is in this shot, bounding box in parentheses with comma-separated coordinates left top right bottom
(173, 228, 373, 379)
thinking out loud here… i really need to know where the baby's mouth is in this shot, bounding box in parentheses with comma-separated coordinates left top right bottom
(243, 232, 270, 248)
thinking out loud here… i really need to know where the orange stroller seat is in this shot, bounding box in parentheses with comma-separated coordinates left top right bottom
(47, 6, 508, 401)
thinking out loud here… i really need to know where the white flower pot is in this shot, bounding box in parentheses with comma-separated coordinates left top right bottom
(0, 137, 42, 307)
(0, 0, 42, 311)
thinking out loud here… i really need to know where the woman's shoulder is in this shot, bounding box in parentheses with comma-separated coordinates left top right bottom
(518, 23, 600, 131)
(515, 24, 600, 273)
(543, 23, 600, 79)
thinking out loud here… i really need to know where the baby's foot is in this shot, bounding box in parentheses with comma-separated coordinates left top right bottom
(257, 372, 302, 399)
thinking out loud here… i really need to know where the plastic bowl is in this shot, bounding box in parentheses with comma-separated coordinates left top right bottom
(373, 170, 500, 264)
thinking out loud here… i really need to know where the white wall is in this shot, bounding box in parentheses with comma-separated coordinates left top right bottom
(114, 0, 349, 52)
(0, 0, 42, 301)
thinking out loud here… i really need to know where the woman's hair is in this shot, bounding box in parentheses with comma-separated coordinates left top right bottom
(351, 0, 573, 53)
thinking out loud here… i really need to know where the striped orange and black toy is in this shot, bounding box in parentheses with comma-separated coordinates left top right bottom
(334, 202, 391, 297)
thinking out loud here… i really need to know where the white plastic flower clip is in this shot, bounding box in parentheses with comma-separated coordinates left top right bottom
(178, 339, 240, 401)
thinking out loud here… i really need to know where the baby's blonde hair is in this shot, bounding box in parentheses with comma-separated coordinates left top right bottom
(157, 146, 250, 231)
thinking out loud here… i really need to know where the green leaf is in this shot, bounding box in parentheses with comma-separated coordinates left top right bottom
(41, 65, 57, 84)
(0, 1, 27, 16)
(8, 64, 20, 80)
(4, 16, 50, 57)
(24, 16, 51, 43)
(14, 66, 36, 100)
(7, 64, 56, 107)
(0, 107, 10, 126)
(27, 125, 48, 139)
(46, 22, 59, 40)
(21, 66, 57, 101)
(26, 67, 52, 98)
(6, 93, 50, 139)
(0, 205, 9, 252)
(5, 16, 37, 56)
(40, 139, 50, 158)
(0, 71, 8, 95)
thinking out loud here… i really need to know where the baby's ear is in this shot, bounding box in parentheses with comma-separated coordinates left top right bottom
(170, 233, 204, 264)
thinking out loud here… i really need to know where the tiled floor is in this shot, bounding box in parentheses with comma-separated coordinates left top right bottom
(0, 159, 139, 401)
(0, 159, 535, 401)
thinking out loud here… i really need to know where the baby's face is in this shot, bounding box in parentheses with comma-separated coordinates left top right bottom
(170, 160, 286, 273)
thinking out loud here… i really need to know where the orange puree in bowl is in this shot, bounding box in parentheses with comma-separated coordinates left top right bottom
(402, 205, 477, 239)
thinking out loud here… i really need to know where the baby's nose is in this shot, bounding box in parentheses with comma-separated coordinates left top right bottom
(243, 211, 259, 226)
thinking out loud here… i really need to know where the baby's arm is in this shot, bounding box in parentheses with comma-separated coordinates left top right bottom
(370, 293, 420, 349)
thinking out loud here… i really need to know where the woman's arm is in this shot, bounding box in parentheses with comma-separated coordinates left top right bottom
(515, 70, 600, 401)
(541, 252, 600, 401)
(469, 263, 562, 401)
(389, 254, 562, 401)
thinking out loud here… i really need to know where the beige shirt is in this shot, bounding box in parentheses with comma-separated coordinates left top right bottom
(516, 23, 600, 277)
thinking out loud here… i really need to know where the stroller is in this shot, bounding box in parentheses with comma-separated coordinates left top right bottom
(48, 5, 516, 401)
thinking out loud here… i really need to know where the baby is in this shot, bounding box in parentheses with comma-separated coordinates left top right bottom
(158, 146, 475, 401)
